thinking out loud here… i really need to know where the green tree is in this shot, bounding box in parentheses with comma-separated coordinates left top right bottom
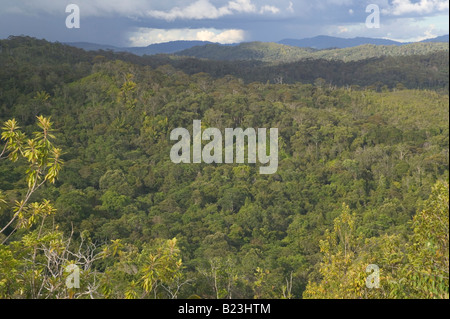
(304, 182, 449, 299)
(400, 181, 449, 298)
(0, 116, 63, 240)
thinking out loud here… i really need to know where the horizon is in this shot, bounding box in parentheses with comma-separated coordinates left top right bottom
(3, 33, 448, 49)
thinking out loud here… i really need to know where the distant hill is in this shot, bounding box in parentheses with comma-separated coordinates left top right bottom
(278, 35, 449, 49)
(65, 35, 449, 60)
(66, 40, 215, 56)
(1, 35, 448, 94)
(175, 41, 449, 63)
(128, 41, 215, 55)
(175, 42, 317, 63)
(421, 35, 449, 43)
(312, 42, 449, 62)
(279, 36, 402, 49)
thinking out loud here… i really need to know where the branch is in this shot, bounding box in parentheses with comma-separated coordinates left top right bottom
(0, 142, 8, 159)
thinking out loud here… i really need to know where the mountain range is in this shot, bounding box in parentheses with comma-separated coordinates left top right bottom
(65, 34, 449, 57)
(279, 34, 449, 49)
(175, 41, 449, 63)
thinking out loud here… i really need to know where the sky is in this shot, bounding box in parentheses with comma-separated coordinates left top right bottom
(0, 0, 448, 47)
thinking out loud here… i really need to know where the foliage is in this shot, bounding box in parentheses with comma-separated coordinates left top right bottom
(175, 41, 449, 64)
(0, 36, 448, 299)
(303, 181, 449, 299)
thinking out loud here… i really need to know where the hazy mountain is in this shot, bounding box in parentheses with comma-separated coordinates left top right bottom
(65, 35, 449, 61)
(127, 41, 215, 55)
(279, 35, 449, 49)
(278, 35, 402, 49)
(66, 40, 215, 56)
(421, 35, 449, 43)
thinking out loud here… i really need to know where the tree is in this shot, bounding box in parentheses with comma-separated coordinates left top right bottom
(400, 181, 449, 298)
(118, 73, 138, 109)
(304, 181, 449, 299)
(101, 238, 189, 299)
(302, 203, 368, 299)
(1, 116, 63, 241)
(0, 116, 114, 298)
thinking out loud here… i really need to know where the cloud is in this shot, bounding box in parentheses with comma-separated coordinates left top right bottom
(260, 5, 280, 14)
(146, 0, 231, 21)
(417, 24, 438, 40)
(383, 20, 443, 41)
(196, 29, 246, 42)
(324, 12, 448, 42)
(128, 28, 246, 46)
(0, 0, 447, 46)
(228, 0, 257, 13)
(145, 0, 280, 21)
(326, 0, 354, 5)
(288, 2, 294, 13)
(0, 0, 156, 17)
(382, 0, 449, 16)
(0, 0, 284, 19)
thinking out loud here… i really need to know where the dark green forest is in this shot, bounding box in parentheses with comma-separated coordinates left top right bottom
(0, 36, 448, 299)
(174, 41, 448, 63)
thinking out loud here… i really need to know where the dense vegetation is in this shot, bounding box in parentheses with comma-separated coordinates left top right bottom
(174, 41, 449, 63)
(1, 36, 448, 94)
(167, 51, 449, 89)
(0, 36, 448, 299)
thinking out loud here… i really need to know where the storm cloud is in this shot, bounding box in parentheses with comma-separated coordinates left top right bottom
(0, 0, 448, 46)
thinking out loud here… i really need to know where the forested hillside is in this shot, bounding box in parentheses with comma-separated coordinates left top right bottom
(175, 41, 448, 63)
(2, 36, 447, 93)
(0, 36, 448, 299)
(162, 51, 449, 89)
